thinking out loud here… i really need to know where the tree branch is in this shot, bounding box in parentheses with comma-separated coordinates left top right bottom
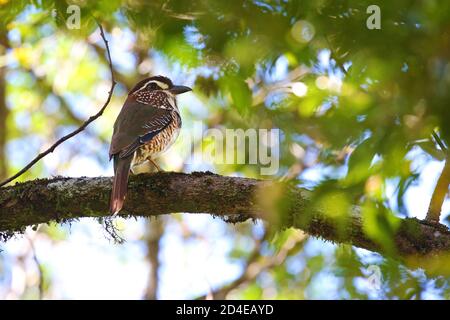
(0, 23, 116, 188)
(1, 172, 449, 275)
(426, 153, 450, 222)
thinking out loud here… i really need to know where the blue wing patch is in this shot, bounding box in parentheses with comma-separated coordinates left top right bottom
(119, 114, 172, 159)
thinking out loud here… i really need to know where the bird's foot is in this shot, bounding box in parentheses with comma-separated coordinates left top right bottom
(148, 158, 162, 172)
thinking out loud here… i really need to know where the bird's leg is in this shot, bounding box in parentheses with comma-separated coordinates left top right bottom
(147, 158, 162, 172)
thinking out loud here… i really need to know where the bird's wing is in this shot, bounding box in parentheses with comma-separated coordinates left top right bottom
(109, 99, 173, 159)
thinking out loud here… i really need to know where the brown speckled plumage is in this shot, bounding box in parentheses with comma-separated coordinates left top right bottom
(133, 110, 181, 167)
(109, 75, 190, 214)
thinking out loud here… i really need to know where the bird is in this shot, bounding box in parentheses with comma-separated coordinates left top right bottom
(109, 75, 191, 215)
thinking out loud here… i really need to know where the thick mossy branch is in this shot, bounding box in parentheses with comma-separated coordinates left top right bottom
(1, 172, 449, 273)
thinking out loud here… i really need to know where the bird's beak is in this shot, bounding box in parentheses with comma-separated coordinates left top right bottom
(170, 85, 192, 95)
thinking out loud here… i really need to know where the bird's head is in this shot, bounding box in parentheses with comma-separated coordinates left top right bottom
(129, 75, 191, 96)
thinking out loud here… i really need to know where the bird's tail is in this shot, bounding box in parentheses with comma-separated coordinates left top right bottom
(110, 155, 133, 215)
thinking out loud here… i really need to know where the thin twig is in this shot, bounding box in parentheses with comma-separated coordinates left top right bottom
(0, 23, 116, 188)
(432, 130, 447, 152)
(26, 64, 109, 147)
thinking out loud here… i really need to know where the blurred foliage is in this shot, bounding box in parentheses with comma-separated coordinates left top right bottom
(0, 0, 449, 299)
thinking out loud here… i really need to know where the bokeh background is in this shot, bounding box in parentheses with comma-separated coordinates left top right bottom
(0, 0, 449, 299)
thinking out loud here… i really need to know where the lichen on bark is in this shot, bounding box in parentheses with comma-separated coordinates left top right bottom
(0, 172, 449, 275)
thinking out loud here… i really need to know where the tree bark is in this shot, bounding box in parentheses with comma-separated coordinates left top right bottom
(1, 172, 449, 275)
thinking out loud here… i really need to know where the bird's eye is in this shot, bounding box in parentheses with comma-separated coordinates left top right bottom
(146, 83, 157, 90)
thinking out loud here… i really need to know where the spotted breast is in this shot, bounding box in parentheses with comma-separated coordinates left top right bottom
(132, 110, 181, 167)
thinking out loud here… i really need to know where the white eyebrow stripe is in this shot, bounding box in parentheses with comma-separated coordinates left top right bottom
(142, 80, 169, 90)
(133, 80, 170, 95)
(151, 80, 169, 89)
